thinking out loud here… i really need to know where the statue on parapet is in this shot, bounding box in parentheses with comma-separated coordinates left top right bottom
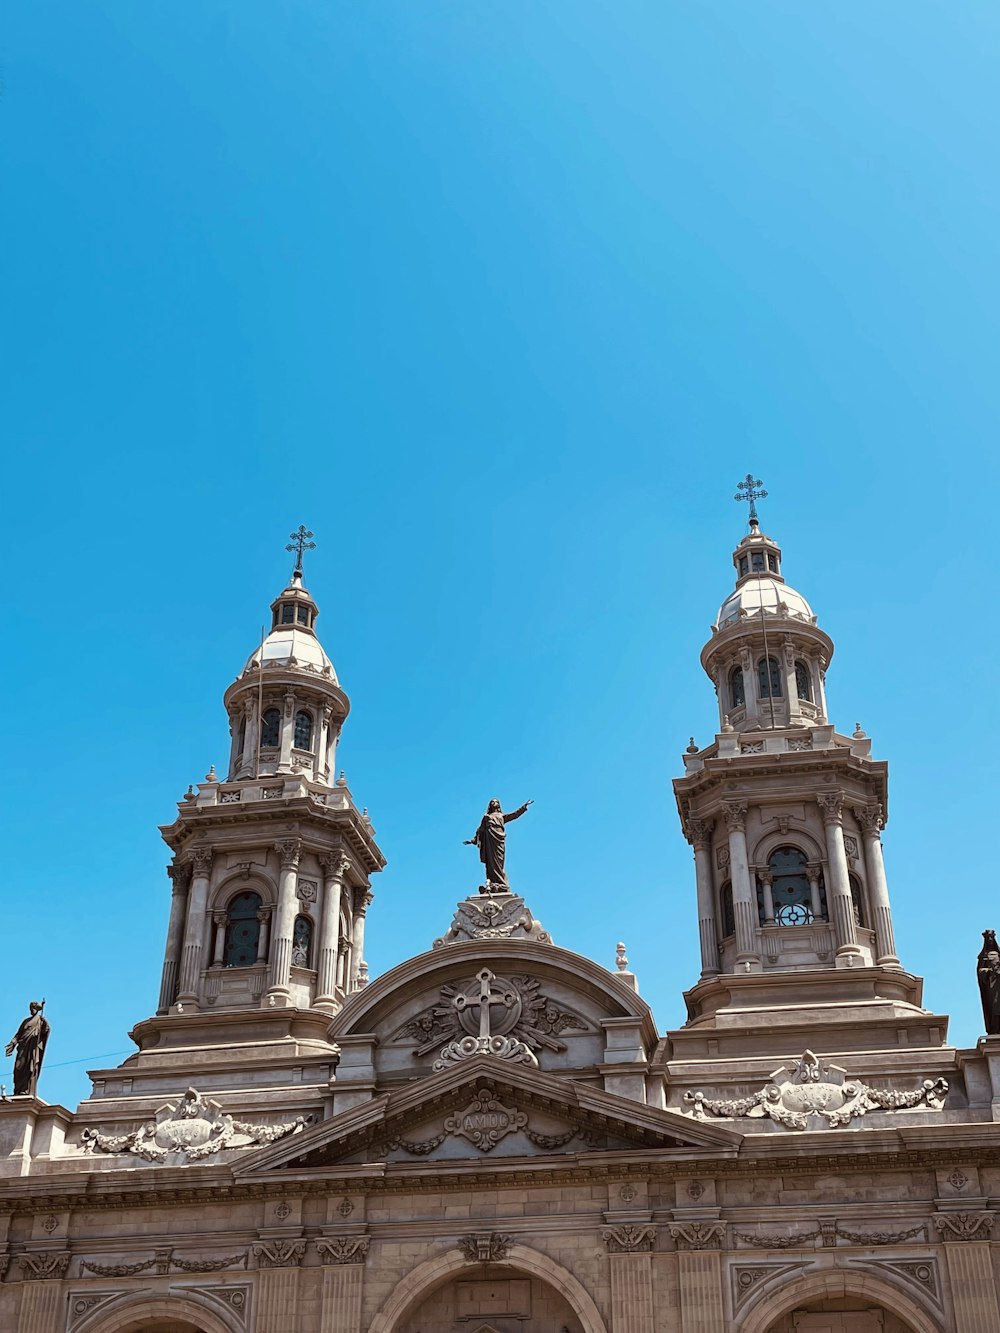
(5, 1000, 50, 1098)
(978, 931, 1000, 1036)
(465, 798, 533, 894)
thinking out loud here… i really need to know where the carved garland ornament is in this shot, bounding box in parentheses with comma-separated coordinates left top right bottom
(82, 1087, 307, 1162)
(684, 1050, 948, 1130)
(81, 1249, 247, 1276)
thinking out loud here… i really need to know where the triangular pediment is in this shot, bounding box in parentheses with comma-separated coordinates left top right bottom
(235, 1056, 741, 1175)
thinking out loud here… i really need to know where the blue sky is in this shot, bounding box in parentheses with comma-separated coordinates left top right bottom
(3, 2, 999, 1109)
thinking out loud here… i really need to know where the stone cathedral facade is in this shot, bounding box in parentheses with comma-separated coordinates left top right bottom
(3, 518, 1000, 1333)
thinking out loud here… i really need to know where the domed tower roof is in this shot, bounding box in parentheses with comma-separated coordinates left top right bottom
(241, 569, 339, 683)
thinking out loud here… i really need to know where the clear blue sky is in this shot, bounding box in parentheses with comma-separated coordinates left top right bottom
(3, 3, 999, 1109)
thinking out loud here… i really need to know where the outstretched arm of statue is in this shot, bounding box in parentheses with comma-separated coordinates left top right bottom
(4, 1040, 15, 1057)
(503, 800, 533, 823)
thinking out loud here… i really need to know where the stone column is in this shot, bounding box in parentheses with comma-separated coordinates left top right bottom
(315, 853, 350, 1012)
(689, 820, 719, 978)
(935, 1213, 1000, 1332)
(855, 803, 900, 966)
(805, 862, 824, 921)
(176, 849, 213, 1006)
(669, 1224, 726, 1333)
(740, 647, 758, 727)
(782, 640, 799, 723)
(13, 1281, 62, 1333)
(240, 696, 257, 773)
(278, 691, 295, 770)
(817, 794, 862, 964)
(317, 1236, 369, 1332)
(211, 911, 227, 966)
(256, 906, 272, 963)
(723, 803, 760, 968)
(337, 937, 350, 991)
(268, 839, 301, 1003)
(351, 890, 374, 992)
(157, 863, 190, 1014)
(253, 1240, 305, 1333)
(813, 655, 829, 720)
(758, 868, 775, 924)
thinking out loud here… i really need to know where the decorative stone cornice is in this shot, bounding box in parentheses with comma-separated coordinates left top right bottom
(458, 1233, 513, 1263)
(602, 1225, 657, 1253)
(669, 1221, 726, 1251)
(18, 1251, 71, 1279)
(315, 1235, 370, 1265)
(932, 1211, 995, 1242)
(253, 1239, 306, 1268)
(722, 802, 748, 833)
(274, 839, 302, 871)
(816, 792, 844, 825)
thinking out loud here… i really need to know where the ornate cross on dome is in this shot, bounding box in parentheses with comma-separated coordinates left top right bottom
(285, 525, 316, 575)
(735, 474, 767, 528)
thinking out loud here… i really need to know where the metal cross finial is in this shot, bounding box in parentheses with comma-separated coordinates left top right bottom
(285, 525, 316, 574)
(734, 474, 767, 527)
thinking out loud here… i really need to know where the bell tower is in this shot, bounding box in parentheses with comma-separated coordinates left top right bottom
(95, 533, 386, 1107)
(670, 481, 941, 1061)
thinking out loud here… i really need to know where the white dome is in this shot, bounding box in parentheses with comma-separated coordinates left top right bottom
(717, 578, 815, 629)
(243, 627, 339, 683)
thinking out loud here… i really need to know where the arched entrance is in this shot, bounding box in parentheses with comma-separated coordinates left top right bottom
(740, 1271, 939, 1333)
(368, 1243, 608, 1333)
(76, 1293, 239, 1333)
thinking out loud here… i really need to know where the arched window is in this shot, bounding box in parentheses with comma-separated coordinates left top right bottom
(260, 707, 280, 748)
(794, 660, 812, 702)
(719, 882, 735, 939)
(224, 892, 262, 967)
(767, 846, 823, 925)
(292, 915, 313, 969)
(294, 710, 313, 751)
(757, 656, 782, 698)
(729, 665, 746, 709)
(850, 874, 866, 928)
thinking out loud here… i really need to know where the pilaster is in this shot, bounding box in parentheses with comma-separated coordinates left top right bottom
(689, 819, 719, 978)
(669, 1225, 726, 1333)
(934, 1212, 1000, 1332)
(253, 1239, 305, 1333)
(723, 802, 759, 969)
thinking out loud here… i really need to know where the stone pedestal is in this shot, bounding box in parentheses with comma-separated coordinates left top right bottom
(433, 892, 553, 948)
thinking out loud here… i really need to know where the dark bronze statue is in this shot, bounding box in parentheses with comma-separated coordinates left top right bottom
(5, 1000, 50, 1098)
(978, 931, 1000, 1036)
(465, 798, 533, 893)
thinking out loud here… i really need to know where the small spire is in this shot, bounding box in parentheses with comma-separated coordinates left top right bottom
(616, 942, 629, 973)
(686, 736, 699, 754)
(734, 473, 768, 532)
(285, 524, 316, 578)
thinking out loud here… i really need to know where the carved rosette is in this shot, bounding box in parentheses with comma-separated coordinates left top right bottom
(669, 1222, 726, 1251)
(932, 1211, 995, 1242)
(458, 1233, 514, 1263)
(602, 1225, 657, 1253)
(253, 1239, 307, 1268)
(315, 1236, 370, 1265)
(18, 1252, 71, 1279)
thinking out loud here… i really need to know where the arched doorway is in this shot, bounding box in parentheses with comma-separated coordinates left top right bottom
(77, 1294, 238, 1333)
(368, 1243, 608, 1333)
(740, 1271, 939, 1333)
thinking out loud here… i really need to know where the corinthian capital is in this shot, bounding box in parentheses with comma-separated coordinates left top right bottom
(319, 851, 351, 881)
(191, 848, 214, 874)
(816, 792, 844, 825)
(686, 818, 715, 849)
(854, 803, 884, 834)
(722, 802, 748, 833)
(167, 862, 191, 892)
(274, 839, 302, 870)
(354, 887, 375, 916)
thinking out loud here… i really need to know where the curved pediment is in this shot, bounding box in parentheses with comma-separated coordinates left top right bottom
(330, 938, 658, 1085)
